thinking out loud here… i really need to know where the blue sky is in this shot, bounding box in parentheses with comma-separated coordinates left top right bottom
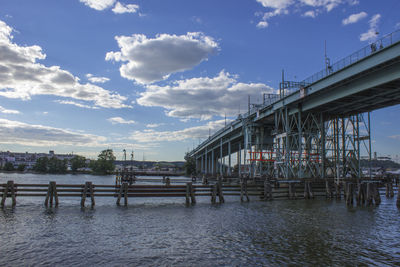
(0, 0, 399, 161)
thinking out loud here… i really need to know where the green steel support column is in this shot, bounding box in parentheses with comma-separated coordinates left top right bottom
(201, 154, 204, 174)
(205, 148, 208, 174)
(220, 138, 223, 176)
(298, 109, 303, 178)
(238, 142, 242, 177)
(335, 118, 340, 182)
(228, 141, 231, 176)
(341, 117, 346, 178)
(211, 149, 215, 176)
(321, 113, 326, 179)
(368, 112, 372, 179)
(244, 127, 248, 175)
(285, 107, 289, 178)
(356, 114, 360, 178)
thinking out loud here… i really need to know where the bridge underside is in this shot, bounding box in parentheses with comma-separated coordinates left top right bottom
(190, 37, 400, 180)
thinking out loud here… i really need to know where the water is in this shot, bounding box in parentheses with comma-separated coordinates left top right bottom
(1, 173, 399, 266)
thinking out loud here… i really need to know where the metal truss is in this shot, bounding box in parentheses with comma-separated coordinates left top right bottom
(324, 113, 371, 181)
(272, 108, 371, 179)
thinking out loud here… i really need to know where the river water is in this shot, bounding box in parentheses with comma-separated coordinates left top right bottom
(0, 173, 399, 266)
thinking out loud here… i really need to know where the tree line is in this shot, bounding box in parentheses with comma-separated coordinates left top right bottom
(1, 149, 116, 175)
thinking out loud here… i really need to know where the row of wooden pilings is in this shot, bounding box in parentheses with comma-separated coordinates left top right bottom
(1, 179, 399, 208)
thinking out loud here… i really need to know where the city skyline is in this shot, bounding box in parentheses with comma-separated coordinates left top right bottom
(0, 0, 399, 161)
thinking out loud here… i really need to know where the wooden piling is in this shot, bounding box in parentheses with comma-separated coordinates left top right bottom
(335, 182, 341, 199)
(81, 182, 88, 207)
(263, 180, 273, 201)
(80, 181, 95, 207)
(211, 184, 217, 204)
(1, 181, 16, 207)
(1, 182, 9, 208)
(217, 179, 224, 203)
(304, 181, 313, 199)
(345, 182, 354, 206)
(288, 182, 296, 200)
(373, 182, 381, 205)
(325, 180, 333, 199)
(240, 178, 249, 202)
(386, 182, 394, 198)
(45, 181, 59, 207)
(356, 182, 366, 206)
(366, 182, 373, 205)
(123, 183, 128, 206)
(185, 182, 190, 205)
(190, 182, 196, 204)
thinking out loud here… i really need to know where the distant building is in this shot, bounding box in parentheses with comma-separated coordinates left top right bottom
(0, 150, 75, 170)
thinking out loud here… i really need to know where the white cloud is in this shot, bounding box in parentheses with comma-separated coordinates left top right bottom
(55, 100, 100, 109)
(0, 119, 157, 154)
(395, 22, 400, 29)
(255, 0, 357, 27)
(0, 105, 20, 114)
(86, 73, 110, 83)
(0, 118, 106, 146)
(389, 135, 400, 141)
(256, 0, 293, 9)
(342, 11, 367, 25)
(360, 14, 381, 42)
(112, 2, 139, 14)
(108, 116, 136, 124)
(0, 20, 130, 109)
(137, 70, 275, 120)
(79, 0, 115, 11)
(106, 32, 218, 84)
(146, 123, 165, 128)
(303, 10, 316, 18)
(256, 21, 269, 28)
(130, 119, 229, 143)
(300, 0, 343, 12)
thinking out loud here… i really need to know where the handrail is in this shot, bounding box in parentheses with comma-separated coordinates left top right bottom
(302, 30, 400, 85)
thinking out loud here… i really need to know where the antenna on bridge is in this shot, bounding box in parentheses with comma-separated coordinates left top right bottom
(325, 40, 331, 74)
(248, 95, 250, 113)
(225, 113, 226, 126)
(280, 69, 285, 98)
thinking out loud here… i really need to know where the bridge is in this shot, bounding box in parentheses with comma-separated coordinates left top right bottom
(187, 30, 400, 180)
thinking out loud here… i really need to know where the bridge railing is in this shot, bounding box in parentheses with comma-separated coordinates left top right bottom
(303, 30, 400, 85)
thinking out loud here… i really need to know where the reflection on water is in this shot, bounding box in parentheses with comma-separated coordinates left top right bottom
(0, 173, 399, 266)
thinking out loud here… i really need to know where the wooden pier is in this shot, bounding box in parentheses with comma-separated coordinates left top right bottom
(1, 179, 398, 208)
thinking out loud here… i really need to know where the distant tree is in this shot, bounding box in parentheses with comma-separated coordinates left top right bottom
(91, 149, 115, 174)
(184, 155, 196, 176)
(17, 164, 26, 172)
(3, 162, 15, 171)
(33, 157, 48, 173)
(48, 157, 67, 173)
(70, 155, 86, 172)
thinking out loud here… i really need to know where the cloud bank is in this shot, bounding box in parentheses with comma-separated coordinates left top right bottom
(137, 71, 275, 120)
(0, 118, 106, 147)
(80, 0, 139, 14)
(342, 11, 367, 25)
(107, 117, 136, 124)
(256, 0, 359, 27)
(0, 105, 20, 114)
(130, 120, 229, 143)
(0, 20, 129, 109)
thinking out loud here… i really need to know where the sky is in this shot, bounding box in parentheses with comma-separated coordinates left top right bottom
(0, 0, 399, 161)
